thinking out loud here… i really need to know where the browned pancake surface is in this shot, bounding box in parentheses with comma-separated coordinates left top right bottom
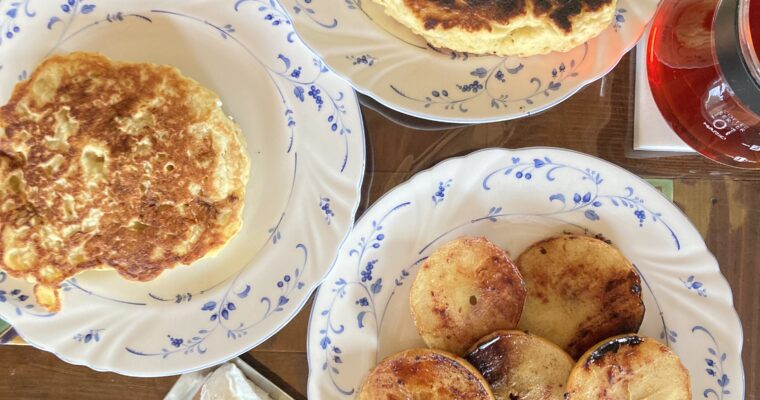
(403, 0, 612, 32)
(0, 53, 247, 307)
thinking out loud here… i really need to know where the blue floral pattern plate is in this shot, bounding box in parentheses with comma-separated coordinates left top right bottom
(277, 0, 658, 123)
(306, 148, 744, 398)
(0, 0, 365, 376)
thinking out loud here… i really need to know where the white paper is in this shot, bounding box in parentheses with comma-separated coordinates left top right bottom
(634, 27, 696, 152)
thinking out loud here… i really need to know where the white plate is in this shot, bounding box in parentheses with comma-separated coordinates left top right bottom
(277, 0, 658, 123)
(307, 148, 744, 398)
(0, 0, 364, 376)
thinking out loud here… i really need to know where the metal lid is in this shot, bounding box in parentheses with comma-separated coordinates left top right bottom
(714, 0, 760, 115)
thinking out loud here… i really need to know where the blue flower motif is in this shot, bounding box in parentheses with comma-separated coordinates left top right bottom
(457, 80, 484, 93)
(0, 0, 34, 45)
(360, 259, 377, 282)
(681, 275, 707, 297)
(73, 329, 103, 344)
(390, 56, 580, 113)
(320, 197, 335, 224)
(168, 335, 184, 348)
(432, 179, 452, 205)
(693, 326, 731, 398)
(634, 209, 646, 226)
(346, 54, 375, 66)
(308, 85, 324, 110)
(355, 297, 369, 307)
(613, 8, 627, 31)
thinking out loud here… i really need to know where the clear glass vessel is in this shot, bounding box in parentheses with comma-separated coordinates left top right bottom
(647, 0, 760, 168)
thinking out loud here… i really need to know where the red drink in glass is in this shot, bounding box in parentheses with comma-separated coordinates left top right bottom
(647, 0, 760, 168)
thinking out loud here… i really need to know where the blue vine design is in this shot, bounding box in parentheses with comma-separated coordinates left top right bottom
(0, 0, 34, 46)
(432, 179, 452, 205)
(681, 275, 708, 297)
(126, 244, 308, 358)
(61, 278, 147, 306)
(481, 156, 681, 250)
(274, 53, 352, 172)
(73, 328, 103, 343)
(320, 196, 335, 224)
(267, 153, 298, 245)
(613, 8, 627, 32)
(346, 54, 375, 66)
(0, 272, 54, 317)
(0, 2, 359, 366)
(146, 279, 226, 304)
(291, 0, 337, 28)
(236, 0, 291, 27)
(45, 1, 153, 54)
(389, 47, 585, 113)
(692, 326, 731, 399)
(318, 201, 411, 395)
(314, 153, 693, 396)
(268, 213, 285, 244)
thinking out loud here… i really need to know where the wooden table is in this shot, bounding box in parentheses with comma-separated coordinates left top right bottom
(1, 52, 757, 399)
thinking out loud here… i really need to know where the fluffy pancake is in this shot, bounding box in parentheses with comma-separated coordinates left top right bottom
(410, 236, 526, 355)
(372, 0, 618, 56)
(357, 348, 495, 399)
(0, 52, 249, 311)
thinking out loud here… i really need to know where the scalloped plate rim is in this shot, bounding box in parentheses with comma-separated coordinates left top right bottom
(288, 24, 650, 124)
(0, 0, 366, 377)
(305, 146, 745, 397)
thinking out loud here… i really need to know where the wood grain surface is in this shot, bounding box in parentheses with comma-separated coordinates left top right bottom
(1, 52, 757, 399)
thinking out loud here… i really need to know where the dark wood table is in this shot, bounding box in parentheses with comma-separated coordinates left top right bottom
(1, 52, 757, 399)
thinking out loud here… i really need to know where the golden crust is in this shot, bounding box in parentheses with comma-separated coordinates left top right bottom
(465, 330, 574, 400)
(357, 348, 495, 400)
(403, 0, 613, 32)
(372, 0, 618, 56)
(516, 235, 645, 359)
(566, 335, 691, 399)
(0, 52, 249, 311)
(410, 236, 527, 355)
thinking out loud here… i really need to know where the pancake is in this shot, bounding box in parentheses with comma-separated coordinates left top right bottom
(0, 52, 249, 312)
(357, 348, 495, 400)
(372, 0, 618, 56)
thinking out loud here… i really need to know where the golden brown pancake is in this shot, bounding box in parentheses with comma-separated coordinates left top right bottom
(372, 0, 618, 56)
(0, 52, 249, 311)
